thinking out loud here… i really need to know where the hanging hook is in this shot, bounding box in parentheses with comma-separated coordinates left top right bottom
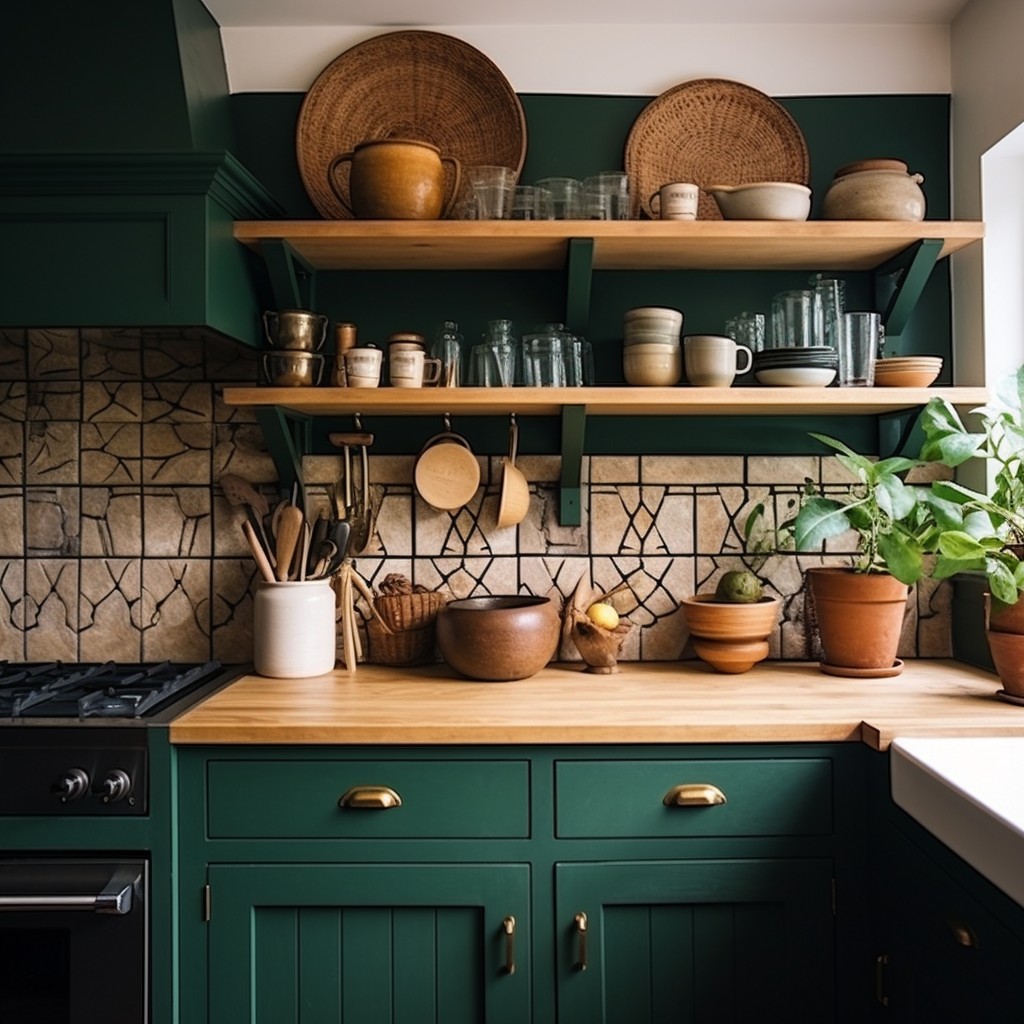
(444, 412, 452, 432)
(354, 412, 363, 431)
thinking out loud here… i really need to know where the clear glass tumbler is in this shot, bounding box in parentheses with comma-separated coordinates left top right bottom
(837, 311, 881, 386)
(771, 289, 821, 348)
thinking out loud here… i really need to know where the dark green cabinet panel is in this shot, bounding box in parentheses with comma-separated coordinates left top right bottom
(207, 758, 530, 838)
(208, 863, 530, 1024)
(556, 859, 835, 1024)
(555, 758, 833, 838)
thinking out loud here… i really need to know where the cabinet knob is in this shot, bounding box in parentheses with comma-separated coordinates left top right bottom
(574, 911, 588, 971)
(662, 783, 727, 807)
(338, 785, 403, 810)
(502, 916, 516, 975)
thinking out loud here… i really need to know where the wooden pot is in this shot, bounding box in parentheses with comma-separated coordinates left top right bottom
(806, 567, 910, 676)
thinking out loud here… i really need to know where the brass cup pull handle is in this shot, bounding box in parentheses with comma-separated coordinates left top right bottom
(502, 916, 516, 975)
(574, 911, 588, 971)
(338, 785, 403, 810)
(662, 783, 727, 807)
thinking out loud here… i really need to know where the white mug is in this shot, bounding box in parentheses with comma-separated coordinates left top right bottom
(683, 334, 753, 387)
(344, 346, 382, 387)
(650, 182, 700, 221)
(390, 349, 442, 389)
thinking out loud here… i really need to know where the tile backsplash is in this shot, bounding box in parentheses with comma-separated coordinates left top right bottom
(0, 328, 951, 665)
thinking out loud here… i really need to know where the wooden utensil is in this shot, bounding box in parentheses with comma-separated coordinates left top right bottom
(241, 520, 275, 583)
(274, 505, 306, 582)
(221, 473, 275, 568)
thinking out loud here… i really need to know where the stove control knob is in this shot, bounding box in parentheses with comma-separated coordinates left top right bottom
(54, 768, 90, 802)
(100, 769, 133, 804)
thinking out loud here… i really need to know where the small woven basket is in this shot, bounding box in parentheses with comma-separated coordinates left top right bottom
(367, 619, 437, 667)
(373, 590, 447, 632)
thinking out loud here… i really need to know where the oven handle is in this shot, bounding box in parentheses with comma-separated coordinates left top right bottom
(0, 866, 140, 915)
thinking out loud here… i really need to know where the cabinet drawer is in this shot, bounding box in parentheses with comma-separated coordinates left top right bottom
(555, 758, 832, 838)
(207, 759, 530, 839)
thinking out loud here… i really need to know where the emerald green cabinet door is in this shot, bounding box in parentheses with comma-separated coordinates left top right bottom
(208, 863, 529, 1024)
(556, 859, 835, 1024)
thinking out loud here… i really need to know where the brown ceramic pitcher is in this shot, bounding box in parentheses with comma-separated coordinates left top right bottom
(328, 138, 462, 220)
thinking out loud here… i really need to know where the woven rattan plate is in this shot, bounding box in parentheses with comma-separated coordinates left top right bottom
(297, 30, 527, 219)
(626, 78, 809, 220)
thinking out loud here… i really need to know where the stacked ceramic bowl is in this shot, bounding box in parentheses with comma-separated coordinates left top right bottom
(753, 345, 838, 387)
(623, 306, 684, 386)
(873, 355, 942, 388)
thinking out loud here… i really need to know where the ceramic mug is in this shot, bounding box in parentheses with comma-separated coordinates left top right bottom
(344, 346, 383, 387)
(684, 334, 753, 387)
(650, 182, 700, 221)
(390, 349, 442, 388)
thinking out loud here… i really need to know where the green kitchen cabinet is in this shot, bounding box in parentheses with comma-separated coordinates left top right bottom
(206, 862, 530, 1024)
(175, 743, 864, 1023)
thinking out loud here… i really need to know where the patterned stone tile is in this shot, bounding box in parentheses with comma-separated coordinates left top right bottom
(142, 424, 212, 484)
(81, 423, 142, 485)
(81, 488, 143, 557)
(747, 455, 819, 486)
(0, 329, 27, 381)
(81, 328, 143, 380)
(214, 383, 259, 424)
(26, 421, 79, 485)
(206, 336, 260, 382)
(695, 485, 754, 555)
(213, 423, 276, 484)
(518, 453, 564, 484)
(0, 489, 23, 557)
(25, 559, 79, 660)
(26, 487, 79, 557)
(0, 560, 25, 660)
(26, 382, 81, 422)
(416, 556, 518, 599)
(80, 559, 143, 662)
(142, 333, 205, 381)
(0, 423, 23, 486)
(917, 576, 953, 657)
(143, 488, 212, 558)
(0, 382, 27, 422)
(27, 329, 80, 381)
(143, 382, 213, 423)
(414, 491, 489, 557)
(371, 490, 414, 558)
(211, 559, 257, 664)
(592, 455, 639, 484)
(84, 382, 143, 422)
(141, 560, 212, 662)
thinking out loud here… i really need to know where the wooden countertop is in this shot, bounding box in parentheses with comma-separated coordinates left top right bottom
(168, 660, 1022, 751)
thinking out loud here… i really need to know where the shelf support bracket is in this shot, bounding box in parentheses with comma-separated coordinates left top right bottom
(877, 408, 921, 458)
(873, 238, 943, 345)
(255, 406, 310, 504)
(560, 403, 587, 526)
(565, 238, 594, 337)
(261, 239, 317, 312)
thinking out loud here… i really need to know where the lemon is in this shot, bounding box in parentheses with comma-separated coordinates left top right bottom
(714, 570, 763, 604)
(586, 602, 620, 630)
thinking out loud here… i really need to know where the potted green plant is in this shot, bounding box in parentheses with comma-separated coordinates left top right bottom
(918, 367, 1024, 694)
(788, 433, 937, 677)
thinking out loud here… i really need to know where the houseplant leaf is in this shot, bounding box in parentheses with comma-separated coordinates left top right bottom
(792, 497, 851, 550)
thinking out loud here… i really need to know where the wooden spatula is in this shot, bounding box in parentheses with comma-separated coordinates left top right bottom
(274, 505, 306, 582)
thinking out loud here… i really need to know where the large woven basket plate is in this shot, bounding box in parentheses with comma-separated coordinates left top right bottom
(626, 78, 809, 220)
(297, 30, 527, 219)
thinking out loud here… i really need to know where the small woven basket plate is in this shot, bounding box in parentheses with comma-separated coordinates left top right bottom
(297, 30, 527, 219)
(625, 78, 809, 220)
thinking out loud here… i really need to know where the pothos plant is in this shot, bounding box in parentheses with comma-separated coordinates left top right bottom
(786, 433, 937, 586)
(918, 366, 1024, 607)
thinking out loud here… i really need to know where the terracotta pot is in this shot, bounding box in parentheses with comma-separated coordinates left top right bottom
(681, 595, 780, 674)
(328, 138, 461, 220)
(985, 591, 1024, 634)
(806, 567, 910, 674)
(986, 629, 1024, 696)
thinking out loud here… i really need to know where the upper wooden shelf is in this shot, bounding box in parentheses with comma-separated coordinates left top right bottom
(222, 385, 989, 418)
(233, 219, 984, 273)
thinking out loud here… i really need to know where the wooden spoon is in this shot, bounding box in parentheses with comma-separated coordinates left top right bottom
(274, 505, 306, 582)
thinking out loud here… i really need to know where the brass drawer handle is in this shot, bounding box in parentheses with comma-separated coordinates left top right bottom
(574, 911, 588, 971)
(662, 783, 727, 807)
(338, 785, 403, 810)
(502, 916, 516, 975)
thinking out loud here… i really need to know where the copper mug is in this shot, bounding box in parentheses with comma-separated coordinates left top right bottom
(328, 138, 462, 220)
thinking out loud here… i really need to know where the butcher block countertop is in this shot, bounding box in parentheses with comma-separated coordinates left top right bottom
(168, 659, 1023, 751)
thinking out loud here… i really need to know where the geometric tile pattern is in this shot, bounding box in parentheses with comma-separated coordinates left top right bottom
(0, 327, 952, 665)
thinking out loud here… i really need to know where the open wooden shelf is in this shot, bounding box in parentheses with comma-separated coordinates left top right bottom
(222, 384, 988, 418)
(233, 219, 984, 272)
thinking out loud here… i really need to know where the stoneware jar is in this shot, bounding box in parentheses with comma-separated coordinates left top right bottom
(822, 159, 926, 221)
(253, 579, 337, 678)
(328, 138, 462, 220)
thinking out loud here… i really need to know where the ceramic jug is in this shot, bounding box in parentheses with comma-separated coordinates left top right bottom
(822, 159, 926, 221)
(328, 138, 461, 220)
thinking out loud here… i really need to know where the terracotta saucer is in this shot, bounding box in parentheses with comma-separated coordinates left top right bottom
(996, 689, 1024, 707)
(819, 659, 904, 679)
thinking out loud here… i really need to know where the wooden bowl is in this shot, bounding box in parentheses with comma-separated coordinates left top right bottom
(436, 595, 560, 681)
(874, 356, 942, 388)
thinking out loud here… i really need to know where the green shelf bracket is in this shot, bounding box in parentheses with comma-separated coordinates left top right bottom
(873, 238, 943, 344)
(560, 403, 587, 526)
(255, 406, 310, 503)
(565, 238, 595, 336)
(261, 239, 317, 311)
(877, 408, 922, 458)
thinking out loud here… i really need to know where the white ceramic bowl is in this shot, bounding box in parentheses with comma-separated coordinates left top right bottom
(755, 366, 836, 387)
(624, 306, 683, 327)
(623, 329, 681, 347)
(707, 182, 812, 221)
(623, 347, 682, 386)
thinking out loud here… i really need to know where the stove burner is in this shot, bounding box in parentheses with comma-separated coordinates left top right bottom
(0, 660, 224, 720)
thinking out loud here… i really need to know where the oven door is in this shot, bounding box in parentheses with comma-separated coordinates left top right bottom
(0, 859, 147, 1024)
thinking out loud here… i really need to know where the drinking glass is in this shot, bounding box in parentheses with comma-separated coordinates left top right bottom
(563, 334, 595, 386)
(837, 312, 881, 386)
(432, 320, 464, 387)
(511, 185, 544, 220)
(521, 324, 568, 386)
(810, 274, 846, 349)
(725, 311, 766, 354)
(466, 165, 516, 219)
(534, 177, 583, 219)
(582, 172, 631, 220)
(771, 289, 821, 348)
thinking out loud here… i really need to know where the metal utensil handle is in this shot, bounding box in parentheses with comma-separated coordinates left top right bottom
(0, 866, 138, 915)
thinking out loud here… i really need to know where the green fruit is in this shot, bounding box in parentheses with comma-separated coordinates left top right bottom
(715, 570, 763, 603)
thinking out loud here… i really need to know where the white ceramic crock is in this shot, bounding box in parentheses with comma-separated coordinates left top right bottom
(253, 579, 337, 678)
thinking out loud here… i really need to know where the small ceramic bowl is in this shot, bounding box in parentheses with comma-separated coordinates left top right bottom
(874, 356, 942, 388)
(707, 182, 812, 221)
(624, 306, 683, 327)
(623, 329, 681, 347)
(623, 346, 683, 386)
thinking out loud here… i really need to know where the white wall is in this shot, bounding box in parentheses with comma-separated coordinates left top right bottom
(219, 23, 951, 96)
